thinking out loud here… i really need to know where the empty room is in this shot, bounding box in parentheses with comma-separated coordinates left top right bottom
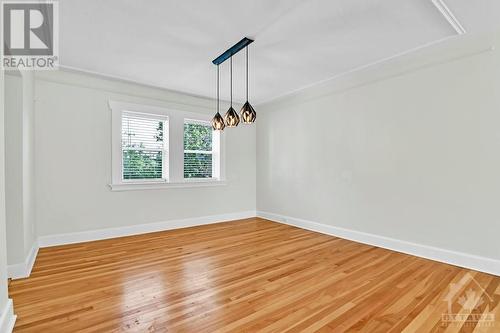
(1, 0, 500, 332)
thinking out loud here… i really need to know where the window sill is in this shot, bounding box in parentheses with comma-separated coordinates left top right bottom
(109, 179, 227, 192)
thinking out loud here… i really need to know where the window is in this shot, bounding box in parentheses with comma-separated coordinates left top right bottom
(121, 111, 168, 181)
(184, 120, 216, 179)
(110, 101, 224, 190)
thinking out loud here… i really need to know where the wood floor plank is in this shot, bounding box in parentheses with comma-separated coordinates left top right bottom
(9, 218, 500, 332)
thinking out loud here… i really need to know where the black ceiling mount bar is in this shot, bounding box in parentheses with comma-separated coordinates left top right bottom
(212, 37, 254, 65)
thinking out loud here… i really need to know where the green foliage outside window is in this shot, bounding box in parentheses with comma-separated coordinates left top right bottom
(184, 123, 212, 151)
(122, 120, 164, 180)
(184, 123, 213, 179)
(123, 148, 163, 180)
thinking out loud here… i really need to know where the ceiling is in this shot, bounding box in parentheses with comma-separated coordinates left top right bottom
(59, 0, 500, 104)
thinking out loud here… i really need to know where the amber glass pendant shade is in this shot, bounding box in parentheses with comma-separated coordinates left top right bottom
(240, 101, 256, 124)
(224, 107, 240, 127)
(212, 112, 225, 130)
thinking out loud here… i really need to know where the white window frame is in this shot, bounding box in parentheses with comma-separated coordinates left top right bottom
(109, 100, 226, 191)
(183, 118, 220, 181)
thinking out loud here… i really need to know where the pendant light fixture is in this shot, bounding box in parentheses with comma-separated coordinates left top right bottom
(211, 37, 255, 131)
(224, 56, 240, 127)
(240, 46, 256, 124)
(212, 65, 225, 130)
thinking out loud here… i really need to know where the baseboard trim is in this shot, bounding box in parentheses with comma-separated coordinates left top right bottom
(0, 299, 16, 333)
(257, 211, 500, 277)
(7, 241, 39, 279)
(38, 211, 257, 248)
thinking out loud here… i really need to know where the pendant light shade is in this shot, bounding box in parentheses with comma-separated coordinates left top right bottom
(224, 56, 239, 127)
(212, 65, 225, 130)
(212, 112, 225, 130)
(240, 101, 256, 124)
(225, 107, 240, 127)
(240, 46, 256, 124)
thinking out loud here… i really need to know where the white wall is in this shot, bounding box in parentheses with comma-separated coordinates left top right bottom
(257, 31, 500, 262)
(22, 72, 36, 253)
(33, 70, 256, 236)
(4, 74, 23, 265)
(1, 70, 16, 332)
(4, 72, 37, 267)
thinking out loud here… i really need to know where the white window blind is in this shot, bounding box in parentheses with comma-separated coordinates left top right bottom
(184, 120, 214, 179)
(121, 111, 168, 181)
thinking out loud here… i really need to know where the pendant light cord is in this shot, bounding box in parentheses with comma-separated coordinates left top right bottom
(217, 65, 219, 113)
(246, 46, 249, 101)
(230, 56, 233, 107)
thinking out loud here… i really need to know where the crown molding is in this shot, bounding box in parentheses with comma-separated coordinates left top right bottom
(34, 66, 228, 113)
(57, 65, 218, 102)
(431, 0, 466, 35)
(257, 33, 495, 109)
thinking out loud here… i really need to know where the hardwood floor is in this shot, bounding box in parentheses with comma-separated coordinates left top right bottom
(9, 218, 500, 332)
